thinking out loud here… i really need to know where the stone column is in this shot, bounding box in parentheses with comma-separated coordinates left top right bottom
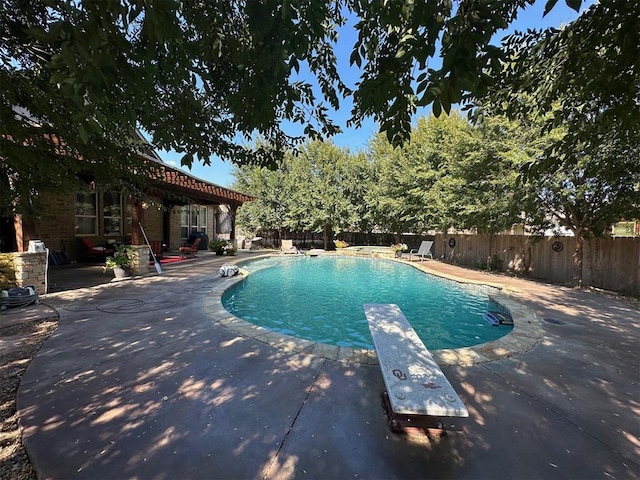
(129, 245, 150, 276)
(0, 251, 47, 295)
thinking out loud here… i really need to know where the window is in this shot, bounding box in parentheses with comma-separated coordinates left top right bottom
(75, 192, 97, 235)
(103, 192, 122, 235)
(180, 205, 208, 240)
(199, 206, 207, 235)
(180, 207, 189, 240)
(190, 207, 199, 235)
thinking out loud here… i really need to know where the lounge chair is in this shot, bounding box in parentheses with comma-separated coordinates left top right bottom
(408, 240, 433, 261)
(179, 237, 201, 257)
(280, 239, 300, 254)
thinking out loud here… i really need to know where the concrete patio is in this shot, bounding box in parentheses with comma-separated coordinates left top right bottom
(14, 251, 640, 479)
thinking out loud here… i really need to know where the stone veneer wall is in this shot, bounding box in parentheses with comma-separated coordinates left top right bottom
(0, 252, 47, 295)
(129, 245, 150, 276)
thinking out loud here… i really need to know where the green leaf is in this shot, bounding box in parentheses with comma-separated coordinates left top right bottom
(432, 99, 442, 117)
(565, 0, 582, 13)
(181, 154, 194, 168)
(543, 0, 559, 16)
(349, 49, 362, 68)
(79, 124, 89, 144)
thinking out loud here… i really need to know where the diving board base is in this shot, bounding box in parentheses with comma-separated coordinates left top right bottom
(381, 391, 447, 438)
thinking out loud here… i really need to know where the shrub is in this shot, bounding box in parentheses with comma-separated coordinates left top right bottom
(208, 239, 227, 252)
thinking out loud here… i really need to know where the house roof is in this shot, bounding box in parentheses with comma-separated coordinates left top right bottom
(149, 162, 254, 206)
(132, 130, 253, 206)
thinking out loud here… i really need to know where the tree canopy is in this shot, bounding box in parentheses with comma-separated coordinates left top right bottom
(235, 107, 639, 287)
(2, 0, 599, 215)
(234, 140, 367, 249)
(476, 0, 639, 170)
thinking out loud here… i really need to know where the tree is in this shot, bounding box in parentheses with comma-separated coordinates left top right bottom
(234, 141, 366, 249)
(476, 0, 640, 285)
(232, 165, 290, 241)
(285, 141, 363, 249)
(443, 116, 535, 232)
(2, 0, 592, 216)
(522, 134, 640, 286)
(366, 133, 421, 242)
(1, 0, 345, 215)
(366, 113, 467, 240)
(477, 0, 640, 170)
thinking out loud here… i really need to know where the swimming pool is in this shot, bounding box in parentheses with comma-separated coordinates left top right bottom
(222, 256, 512, 350)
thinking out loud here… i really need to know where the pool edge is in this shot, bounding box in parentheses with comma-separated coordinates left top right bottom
(204, 255, 543, 367)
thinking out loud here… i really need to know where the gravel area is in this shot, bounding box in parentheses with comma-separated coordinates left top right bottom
(0, 312, 57, 480)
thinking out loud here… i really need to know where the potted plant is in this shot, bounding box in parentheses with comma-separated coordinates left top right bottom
(390, 243, 408, 258)
(208, 238, 227, 255)
(334, 239, 349, 248)
(103, 244, 134, 278)
(225, 244, 237, 256)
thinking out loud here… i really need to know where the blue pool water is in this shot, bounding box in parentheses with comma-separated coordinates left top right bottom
(222, 256, 512, 350)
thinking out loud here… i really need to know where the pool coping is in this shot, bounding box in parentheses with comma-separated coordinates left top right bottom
(203, 254, 543, 367)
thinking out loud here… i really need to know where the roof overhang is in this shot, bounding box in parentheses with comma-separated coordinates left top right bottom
(148, 163, 254, 206)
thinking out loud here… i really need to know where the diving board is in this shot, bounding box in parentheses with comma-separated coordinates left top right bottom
(364, 303, 468, 435)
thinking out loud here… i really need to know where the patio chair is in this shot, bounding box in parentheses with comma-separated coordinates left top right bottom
(408, 240, 433, 261)
(79, 237, 115, 259)
(179, 237, 201, 257)
(280, 239, 300, 254)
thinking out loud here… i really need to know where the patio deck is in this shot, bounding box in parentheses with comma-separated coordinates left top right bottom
(7, 251, 640, 479)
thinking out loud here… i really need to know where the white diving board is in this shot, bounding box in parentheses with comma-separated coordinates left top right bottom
(364, 304, 469, 420)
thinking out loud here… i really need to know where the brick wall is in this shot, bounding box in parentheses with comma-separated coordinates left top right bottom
(139, 201, 164, 242)
(30, 192, 78, 258)
(168, 206, 182, 251)
(23, 193, 235, 258)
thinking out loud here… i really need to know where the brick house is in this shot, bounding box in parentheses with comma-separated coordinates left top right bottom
(1, 142, 253, 261)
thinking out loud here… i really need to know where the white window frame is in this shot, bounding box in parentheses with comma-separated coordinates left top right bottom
(180, 205, 208, 240)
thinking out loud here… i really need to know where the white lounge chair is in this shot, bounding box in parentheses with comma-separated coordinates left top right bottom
(409, 240, 433, 261)
(280, 239, 300, 254)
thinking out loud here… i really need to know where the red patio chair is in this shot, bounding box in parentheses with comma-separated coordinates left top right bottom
(79, 237, 115, 259)
(178, 237, 201, 257)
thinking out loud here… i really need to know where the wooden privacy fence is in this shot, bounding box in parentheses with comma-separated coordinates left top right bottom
(432, 233, 640, 296)
(254, 229, 639, 295)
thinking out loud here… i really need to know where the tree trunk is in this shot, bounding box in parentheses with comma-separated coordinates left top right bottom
(573, 230, 584, 287)
(395, 231, 401, 244)
(522, 237, 531, 277)
(486, 234, 494, 270)
(323, 224, 329, 250)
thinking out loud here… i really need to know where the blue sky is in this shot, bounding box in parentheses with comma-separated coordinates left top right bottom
(160, 0, 593, 188)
